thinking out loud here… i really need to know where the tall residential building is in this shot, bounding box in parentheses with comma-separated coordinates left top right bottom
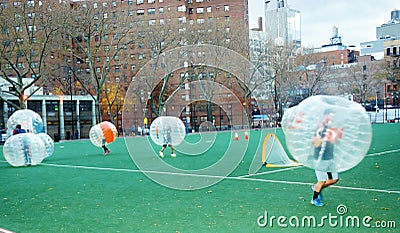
(264, 0, 300, 47)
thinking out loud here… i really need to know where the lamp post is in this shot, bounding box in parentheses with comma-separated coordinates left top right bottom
(70, 73, 74, 139)
(242, 102, 246, 129)
(116, 97, 124, 136)
(384, 82, 388, 123)
(219, 105, 222, 130)
(134, 104, 137, 131)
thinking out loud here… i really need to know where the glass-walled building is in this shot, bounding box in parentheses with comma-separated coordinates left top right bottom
(265, 0, 301, 47)
(0, 95, 95, 141)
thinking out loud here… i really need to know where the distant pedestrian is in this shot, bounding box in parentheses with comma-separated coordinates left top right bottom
(131, 125, 136, 136)
(159, 124, 176, 158)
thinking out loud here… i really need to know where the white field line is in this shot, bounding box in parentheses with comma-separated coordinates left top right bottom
(366, 148, 400, 157)
(34, 162, 400, 194)
(1, 148, 399, 195)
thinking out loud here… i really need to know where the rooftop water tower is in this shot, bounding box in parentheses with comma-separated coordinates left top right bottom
(330, 26, 342, 45)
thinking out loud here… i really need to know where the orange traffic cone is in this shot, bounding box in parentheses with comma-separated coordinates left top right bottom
(234, 132, 239, 141)
(245, 131, 249, 140)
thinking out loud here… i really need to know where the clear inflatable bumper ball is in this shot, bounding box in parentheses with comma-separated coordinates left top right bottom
(6, 109, 44, 136)
(149, 116, 186, 147)
(3, 133, 46, 167)
(36, 133, 55, 158)
(282, 95, 372, 173)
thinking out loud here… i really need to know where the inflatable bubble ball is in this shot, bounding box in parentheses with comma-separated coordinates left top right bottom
(3, 133, 46, 167)
(281, 95, 372, 173)
(149, 116, 186, 146)
(6, 109, 44, 136)
(89, 121, 118, 147)
(37, 133, 54, 158)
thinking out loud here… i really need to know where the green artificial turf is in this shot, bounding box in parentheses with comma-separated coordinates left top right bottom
(0, 124, 399, 232)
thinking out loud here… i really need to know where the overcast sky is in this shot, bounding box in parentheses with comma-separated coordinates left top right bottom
(249, 0, 398, 48)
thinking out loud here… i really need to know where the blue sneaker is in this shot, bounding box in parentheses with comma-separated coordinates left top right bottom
(311, 198, 324, 207)
(312, 186, 323, 200)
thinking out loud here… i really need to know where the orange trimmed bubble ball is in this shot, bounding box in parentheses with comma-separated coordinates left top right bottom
(89, 121, 118, 147)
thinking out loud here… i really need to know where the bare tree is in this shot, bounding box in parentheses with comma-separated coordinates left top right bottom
(60, 1, 136, 123)
(340, 61, 385, 105)
(0, 1, 62, 109)
(136, 16, 182, 117)
(263, 42, 298, 124)
(293, 50, 332, 99)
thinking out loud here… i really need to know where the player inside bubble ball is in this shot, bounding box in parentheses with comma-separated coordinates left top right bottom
(158, 124, 176, 158)
(311, 109, 344, 207)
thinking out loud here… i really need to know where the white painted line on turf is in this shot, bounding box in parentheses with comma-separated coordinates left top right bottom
(38, 162, 400, 194)
(366, 148, 400, 157)
(238, 166, 304, 178)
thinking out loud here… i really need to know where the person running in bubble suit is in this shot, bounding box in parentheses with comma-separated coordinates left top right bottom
(311, 109, 344, 207)
(158, 124, 176, 158)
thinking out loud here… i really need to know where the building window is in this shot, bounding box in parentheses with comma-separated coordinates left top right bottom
(27, 0, 34, 7)
(149, 19, 156, 26)
(196, 0, 203, 2)
(28, 25, 36, 32)
(178, 17, 186, 24)
(137, 9, 144, 15)
(159, 7, 164, 13)
(178, 5, 186, 12)
(136, 0, 144, 4)
(196, 8, 204, 14)
(148, 0, 155, 3)
(148, 8, 155, 14)
(197, 18, 205, 24)
(224, 5, 229, 11)
(207, 6, 211, 13)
